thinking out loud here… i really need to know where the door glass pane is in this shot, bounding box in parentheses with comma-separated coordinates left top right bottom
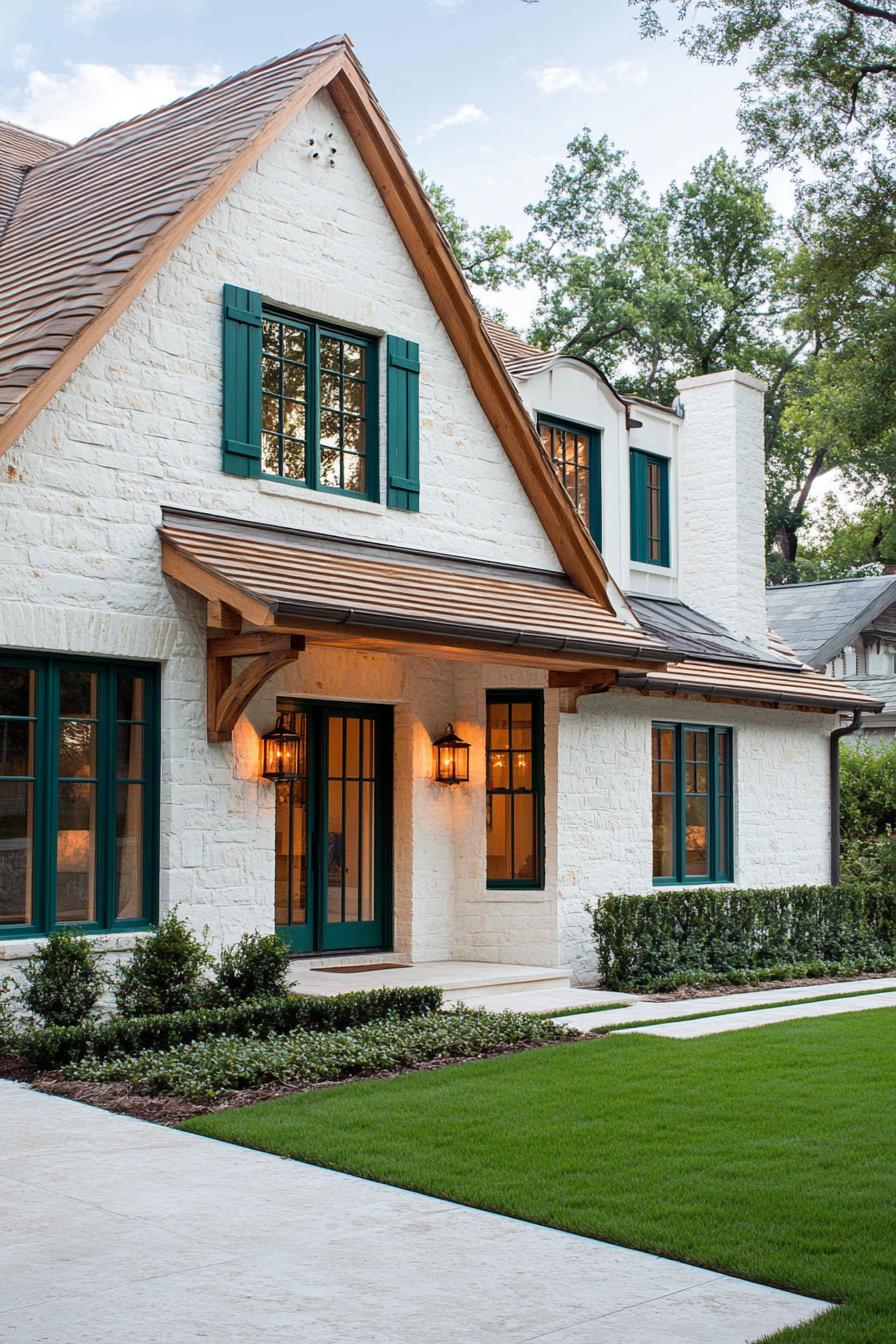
(59, 669, 96, 718)
(59, 720, 96, 778)
(0, 780, 33, 925)
(343, 780, 361, 921)
(0, 719, 32, 776)
(57, 781, 96, 922)
(327, 778, 344, 921)
(117, 677, 145, 722)
(116, 783, 143, 919)
(360, 780, 374, 922)
(116, 724, 144, 780)
(275, 710, 308, 928)
(0, 667, 34, 717)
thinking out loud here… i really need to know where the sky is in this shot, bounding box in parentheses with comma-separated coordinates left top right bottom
(0, 0, 783, 330)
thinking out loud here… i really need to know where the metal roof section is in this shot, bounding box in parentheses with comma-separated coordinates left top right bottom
(627, 594, 799, 670)
(158, 509, 670, 667)
(766, 575, 896, 667)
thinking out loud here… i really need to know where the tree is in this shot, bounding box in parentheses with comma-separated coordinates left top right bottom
(419, 171, 520, 293)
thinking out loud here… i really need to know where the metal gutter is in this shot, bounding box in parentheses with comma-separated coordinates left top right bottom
(616, 671, 886, 714)
(830, 710, 863, 884)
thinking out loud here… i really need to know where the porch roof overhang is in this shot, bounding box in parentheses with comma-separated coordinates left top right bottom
(617, 659, 886, 715)
(158, 509, 669, 678)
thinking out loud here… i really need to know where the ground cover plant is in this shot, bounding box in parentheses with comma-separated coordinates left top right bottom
(186, 1009, 896, 1344)
(65, 1009, 572, 1101)
(591, 884, 896, 991)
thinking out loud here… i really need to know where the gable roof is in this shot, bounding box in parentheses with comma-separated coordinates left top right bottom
(766, 575, 896, 667)
(483, 318, 629, 409)
(0, 37, 617, 613)
(0, 120, 64, 236)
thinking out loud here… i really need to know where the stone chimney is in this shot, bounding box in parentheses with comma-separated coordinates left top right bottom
(675, 370, 768, 647)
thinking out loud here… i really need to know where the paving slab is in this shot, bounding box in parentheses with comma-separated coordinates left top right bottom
(0, 1081, 829, 1343)
(621, 989, 896, 1038)
(555, 976, 896, 1033)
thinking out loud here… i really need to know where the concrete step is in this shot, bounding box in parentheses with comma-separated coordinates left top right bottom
(287, 958, 571, 1001)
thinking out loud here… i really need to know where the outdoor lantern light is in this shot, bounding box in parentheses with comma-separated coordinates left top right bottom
(433, 723, 470, 785)
(261, 711, 305, 783)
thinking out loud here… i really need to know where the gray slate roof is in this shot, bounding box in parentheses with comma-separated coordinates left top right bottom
(765, 575, 896, 666)
(627, 594, 797, 669)
(847, 675, 896, 725)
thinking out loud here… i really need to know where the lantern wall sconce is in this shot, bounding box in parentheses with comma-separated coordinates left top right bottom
(261, 711, 305, 783)
(432, 723, 470, 785)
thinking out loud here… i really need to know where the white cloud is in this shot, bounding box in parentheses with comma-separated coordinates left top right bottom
(67, 0, 120, 24)
(11, 44, 33, 71)
(416, 102, 488, 143)
(0, 61, 222, 142)
(530, 61, 649, 96)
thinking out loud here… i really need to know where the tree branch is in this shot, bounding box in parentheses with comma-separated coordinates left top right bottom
(831, 0, 896, 26)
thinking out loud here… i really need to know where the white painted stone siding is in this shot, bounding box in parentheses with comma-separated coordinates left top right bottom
(557, 693, 834, 984)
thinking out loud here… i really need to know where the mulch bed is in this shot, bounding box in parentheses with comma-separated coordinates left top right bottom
(643, 969, 896, 1001)
(0, 1036, 580, 1127)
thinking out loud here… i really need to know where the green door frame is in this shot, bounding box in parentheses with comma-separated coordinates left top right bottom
(275, 700, 393, 955)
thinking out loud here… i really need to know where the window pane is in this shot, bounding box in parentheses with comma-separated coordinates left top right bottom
(717, 795, 730, 879)
(486, 793, 510, 882)
(117, 723, 144, 780)
(512, 794, 536, 880)
(685, 795, 709, 876)
(58, 720, 96, 779)
(320, 372, 341, 410)
(262, 355, 280, 394)
(320, 447, 341, 488)
(320, 410, 341, 448)
(56, 781, 96, 922)
(283, 363, 305, 399)
(0, 667, 34, 717)
(283, 327, 306, 363)
(343, 454, 365, 495)
(262, 433, 281, 476)
(488, 701, 510, 751)
(652, 794, 675, 878)
(512, 750, 532, 790)
(320, 336, 341, 371)
(0, 780, 33, 924)
(116, 783, 143, 920)
(343, 342, 365, 378)
(282, 441, 305, 481)
(0, 719, 32, 777)
(59, 670, 96, 718)
(117, 677, 144, 722)
(263, 318, 280, 352)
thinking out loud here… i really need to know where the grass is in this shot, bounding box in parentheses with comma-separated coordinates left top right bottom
(185, 1007, 896, 1343)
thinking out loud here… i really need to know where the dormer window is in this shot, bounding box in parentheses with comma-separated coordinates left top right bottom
(630, 448, 670, 567)
(537, 415, 601, 546)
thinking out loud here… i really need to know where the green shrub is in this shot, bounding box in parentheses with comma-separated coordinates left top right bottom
(841, 739, 896, 842)
(216, 932, 290, 1002)
(0, 976, 18, 1050)
(66, 1007, 573, 1100)
(21, 929, 108, 1027)
(18, 985, 444, 1070)
(590, 884, 896, 992)
(115, 910, 211, 1017)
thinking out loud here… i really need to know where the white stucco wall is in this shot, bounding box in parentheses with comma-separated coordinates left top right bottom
(557, 692, 835, 984)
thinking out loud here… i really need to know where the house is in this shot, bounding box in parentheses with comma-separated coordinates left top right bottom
(0, 37, 881, 989)
(767, 575, 896, 743)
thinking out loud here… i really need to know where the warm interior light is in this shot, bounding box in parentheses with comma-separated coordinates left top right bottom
(262, 712, 305, 782)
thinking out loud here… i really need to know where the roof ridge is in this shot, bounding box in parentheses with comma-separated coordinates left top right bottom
(0, 118, 67, 148)
(31, 35, 351, 162)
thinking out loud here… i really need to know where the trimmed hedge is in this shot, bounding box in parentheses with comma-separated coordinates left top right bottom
(16, 986, 443, 1070)
(66, 1008, 573, 1100)
(591, 885, 896, 991)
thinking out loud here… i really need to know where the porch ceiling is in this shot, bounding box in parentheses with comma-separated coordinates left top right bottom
(158, 509, 669, 674)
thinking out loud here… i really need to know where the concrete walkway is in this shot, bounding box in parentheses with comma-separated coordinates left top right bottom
(623, 988, 896, 1038)
(553, 976, 896, 1033)
(0, 1081, 828, 1343)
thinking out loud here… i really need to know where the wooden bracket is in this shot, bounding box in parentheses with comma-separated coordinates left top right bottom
(207, 634, 305, 743)
(549, 669, 617, 714)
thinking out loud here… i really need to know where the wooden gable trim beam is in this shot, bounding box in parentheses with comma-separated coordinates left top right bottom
(327, 59, 614, 610)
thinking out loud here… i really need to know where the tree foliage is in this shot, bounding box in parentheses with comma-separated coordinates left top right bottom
(420, 171, 520, 293)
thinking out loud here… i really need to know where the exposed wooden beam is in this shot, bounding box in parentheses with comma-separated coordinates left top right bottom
(548, 670, 618, 689)
(206, 599, 243, 635)
(208, 632, 305, 659)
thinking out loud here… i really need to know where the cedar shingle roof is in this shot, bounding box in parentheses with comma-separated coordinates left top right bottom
(0, 120, 65, 236)
(0, 36, 348, 426)
(158, 510, 669, 667)
(618, 659, 885, 714)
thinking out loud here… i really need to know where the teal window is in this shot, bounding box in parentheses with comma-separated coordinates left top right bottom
(652, 723, 733, 885)
(486, 691, 544, 889)
(261, 310, 379, 499)
(630, 449, 670, 566)
(0, 654, 159, 937)
(538, 415, 602, 546)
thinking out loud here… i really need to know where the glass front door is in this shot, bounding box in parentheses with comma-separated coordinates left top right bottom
(275, 703, 391, 954)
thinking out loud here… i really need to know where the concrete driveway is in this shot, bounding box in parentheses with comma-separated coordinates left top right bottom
(0, 1080, 829, 1343)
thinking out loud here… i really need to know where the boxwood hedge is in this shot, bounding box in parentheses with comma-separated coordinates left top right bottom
(16, 986, 443, 1070)
(590, 884, 896, 991)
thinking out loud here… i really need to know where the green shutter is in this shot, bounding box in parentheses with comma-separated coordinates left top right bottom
(222, 284, 263, 477)
(386, 335, 420, 511)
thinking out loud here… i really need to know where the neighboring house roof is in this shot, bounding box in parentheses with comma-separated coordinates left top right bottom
(848, 675, 896, 728)
(158, 510, 669, 668)
(0, 120, 64, 235)
(0, 38, 617, 613)
(628, 594, 797, 670)
(766, 575, 896, 667)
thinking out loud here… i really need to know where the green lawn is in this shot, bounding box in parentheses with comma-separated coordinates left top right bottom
(184, 1009, 896, 1343)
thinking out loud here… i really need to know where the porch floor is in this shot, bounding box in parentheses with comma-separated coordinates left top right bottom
(286, 958, 638, 1009)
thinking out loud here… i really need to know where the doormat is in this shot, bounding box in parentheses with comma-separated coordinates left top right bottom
(316, 963, 412, 974)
